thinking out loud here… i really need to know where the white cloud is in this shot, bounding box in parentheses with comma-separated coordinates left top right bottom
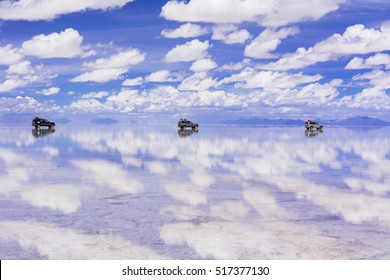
(219, 67, 322, 89)
(211, 24, 251, 44)
(80, 91, 109, 99)
(71, 49, 145, 83)
(0, 45, 23, 65)
(340, 87, 390, 110)
(146, 70, 183, 82)
(69, 98, 107, 112)
(161, 23, 208, 38)
(245, 27, 299, 59)
(0, 96, 60, 113)
(122, 77, 144, 86)
(218, 59, 251, 71)
(71, 68, 128, 83)
(1, 61, 56, 93)
(6, 61, 33, 75)
(352, 70, 390, 89)
(165, 39, 210, 62)
(21, 28, 89, 58)
(161, 0, 345, 27)
(72, 159, 143, 194)
(0, 0, 134, 21)
(39, 87, 60, 96)
(261, 24, 390, 70)
(179, 72, 217, 91)
(0, 79, 28, 93)
(346, 53, 390, 70)
(190, 58, 217, 72)
(83, 49, 145, 69)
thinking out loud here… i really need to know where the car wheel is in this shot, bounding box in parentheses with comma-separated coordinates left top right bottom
(319, 126, 323, 130)
(37, 125, 41, 129)
(309, 126, 313, 130)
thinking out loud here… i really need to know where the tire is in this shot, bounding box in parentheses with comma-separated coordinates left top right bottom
(50, 124, 54, 130)
(309, 126, 313, 130)
(37, 125, 41, 129)
(319, 126, 323, 130)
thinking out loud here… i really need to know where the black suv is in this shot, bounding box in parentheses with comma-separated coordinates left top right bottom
(32, 117, 56, 129)
(178, 119, 198, 130)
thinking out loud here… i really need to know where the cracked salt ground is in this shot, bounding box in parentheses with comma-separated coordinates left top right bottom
(0, 124, 389, 259)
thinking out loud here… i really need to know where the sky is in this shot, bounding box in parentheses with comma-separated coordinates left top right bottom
(0, 0, 390, 120)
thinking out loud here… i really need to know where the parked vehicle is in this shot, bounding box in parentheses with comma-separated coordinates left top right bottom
(178, 119, 198, 130)
(32, 117, 56, 129)
(304, 120, 323, 130)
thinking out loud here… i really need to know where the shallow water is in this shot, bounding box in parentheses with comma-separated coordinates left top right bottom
(0, 124, 389, 259)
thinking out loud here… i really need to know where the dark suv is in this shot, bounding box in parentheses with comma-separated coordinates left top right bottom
(178, 119, 198, 130)
(32, 117, 56, 129)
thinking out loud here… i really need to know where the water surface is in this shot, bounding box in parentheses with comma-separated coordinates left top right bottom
(1, 124, 389, 259)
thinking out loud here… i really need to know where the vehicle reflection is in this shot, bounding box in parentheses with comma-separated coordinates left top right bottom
(178, 128, 198, 137)
(305, 129, 323, 138)
(32, 127, 55, 138)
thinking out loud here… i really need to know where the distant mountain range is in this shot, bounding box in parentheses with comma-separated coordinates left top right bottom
(90, 118, 118, 125)
(223, 116, 390, 126)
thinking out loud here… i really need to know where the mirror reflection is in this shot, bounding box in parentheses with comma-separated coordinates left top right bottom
(1, 124, 390, 259)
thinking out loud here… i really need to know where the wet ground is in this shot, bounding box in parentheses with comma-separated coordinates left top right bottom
(1, 124, 389, 259)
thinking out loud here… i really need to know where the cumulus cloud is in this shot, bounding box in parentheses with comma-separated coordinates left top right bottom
(346, 53, 390, 70)
(71, 49, 145, 83)
(218, 59, 251, 71)
(190, 58, 217, 72)
(0, 0, 134, 21)
(6, 61, 33, 75)
(219, 67, 322, 89)
(0, 96, 60, 113)
(340, 87, 390, 110)
(260, 24, 390, 70)
(83, 49, 145, 69)
(178, 72, 217, 91)
(165, 39, 210, 62)
(80, 91, 109, 99)
(0, 79, 28, 93)
(39, 87, 60, 96)
(352, 70, 390, 89)
(161, 23, 208, 38)
(21, 28, 89, 58)
(0, 45, 23, 65)
(122, 77, 144, 86)
(145, 70, 183, 82)
(71, 68, 128, 83)
(245, 27, 299, 59)
(161, 0, 345, 27)
(211, 24, 251, 44)
(69, 98, 107, 112)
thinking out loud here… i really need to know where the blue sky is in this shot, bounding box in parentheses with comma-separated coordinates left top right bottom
(0, 0, 389, 120)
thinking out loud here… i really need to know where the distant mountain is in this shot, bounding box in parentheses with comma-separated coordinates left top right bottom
(321, 116, 390, 126)
(55, 118, 71, 124)
(222, 116, 390, 127)
(90, 118, 118, 125)
(223, 117, 304, 126)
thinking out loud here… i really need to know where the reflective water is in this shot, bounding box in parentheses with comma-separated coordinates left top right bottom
(0, 124, 389, 259)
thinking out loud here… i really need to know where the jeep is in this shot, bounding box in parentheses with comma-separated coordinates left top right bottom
(32, 117, 56, 129)
(178, 119, 198, 130)
(304, 120, 323, 130)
